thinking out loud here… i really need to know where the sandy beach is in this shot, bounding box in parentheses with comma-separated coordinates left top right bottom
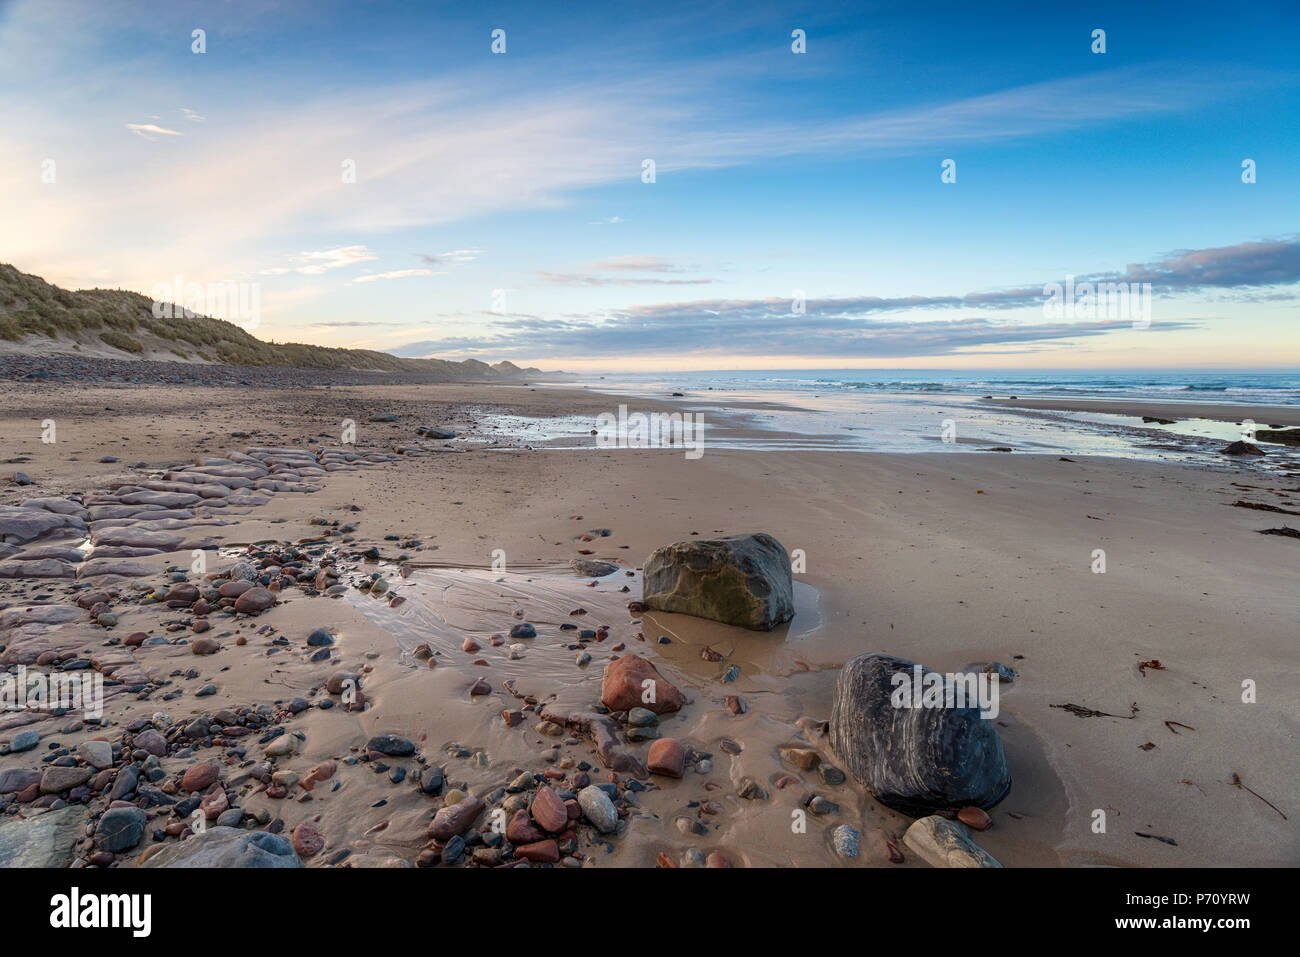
(1, 377, 1294, 869)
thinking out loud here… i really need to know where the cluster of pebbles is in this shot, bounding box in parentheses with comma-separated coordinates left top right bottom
(0, 441, 448, 865)
(2, 439, 876, 869)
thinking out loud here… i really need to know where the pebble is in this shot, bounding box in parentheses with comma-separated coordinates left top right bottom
(530, 787, 568, 833)
(646, 738, 685, 778)
(180, 761, 220, 792)
(577, 785, 619, 833)
(957, 806, 992, 831)
(292, 822, 324, 858)
(831, 824, 860, 858)
(366, 734, 415, 756)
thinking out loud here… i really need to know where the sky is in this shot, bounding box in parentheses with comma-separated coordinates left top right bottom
(2, 0, 1298, 372)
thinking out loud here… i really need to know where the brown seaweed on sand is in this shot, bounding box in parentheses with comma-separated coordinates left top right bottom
(1051, 701, 1139, 719)
(1230, 772, 1287, 820)
(1257, 526, 1300, 538)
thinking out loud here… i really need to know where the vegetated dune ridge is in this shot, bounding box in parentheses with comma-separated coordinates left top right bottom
(0, 263, 542, 378)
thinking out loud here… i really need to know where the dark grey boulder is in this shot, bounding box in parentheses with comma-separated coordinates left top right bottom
(94, 806, 147, 852)
(642, 532, 793, 631)
(829, 652, 1011, 815)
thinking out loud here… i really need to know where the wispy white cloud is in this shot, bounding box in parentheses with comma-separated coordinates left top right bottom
(260, 246, 378, 276)
(593, 255, 688, 273)
(352, 268, 441, 283)
(126, 122, 183, 139)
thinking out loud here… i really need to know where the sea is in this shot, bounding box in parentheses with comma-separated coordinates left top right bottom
(575, 369, 1300, 406)
(485, 369, 1300, 469)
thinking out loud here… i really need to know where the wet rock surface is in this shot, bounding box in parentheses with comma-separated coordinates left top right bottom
(643, 532, 794, 630)
(829, 652, 1011, 816)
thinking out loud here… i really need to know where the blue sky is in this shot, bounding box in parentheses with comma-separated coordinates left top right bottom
(2, 0, 1298, 370)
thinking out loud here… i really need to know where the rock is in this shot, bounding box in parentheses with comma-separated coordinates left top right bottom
(0, 768, 41, 794)
(164, 583, 200, 605)
(0, 558, 76, 579)
(1224, 440, 1265, 456)
(191, 637, 220, 655)
(780, 746, 820, 770)
(530, 787, 568, 833)
(1257, 427, 1300, 446)
(627, 707, 658, 727)
(265, 734, 300, 758)
(469, 678, 491, 696)
(366, 734, 415, 756)
(181, 761, 220, 792)
(216, 808, 245, 828)
(507, 809, 545, 844)
(818, 765, 847, 786)
(40, 766, 92, 794)
(808, 795, 838, 815)
(140, 826, 304, 868)
(537, 707, 648, 777)
(903, 815, 1002, 868)
(200, 785, 229, 819)
(218, 580, 254, 597)
(646, 738, 686, 778)
(570, 559, 620, 578)
(0, 805, 88, 867)
(957, 806, 992, 831)
(77, 740, 114, 770)
(0, 504, 86, 545)
(307, 628, 333, 646)
(9, 728, 39, 752)
(577, 785, 619, 833)
(515, 839, 559, 863)
(829, 653, 1011, 815)
(429, 796, 484, 840)
(109, 764, 139, 800)
(642, 532, 794, 630)
(134, 729, 167, 757)
(509, 623, 536, 639)
(291, 823, 324, 858)
(831, 824, 860, 858)
(325, 670, 360, 694)
(94, 806, 147, 852)
(600, 654, 686, 715)
(233, 586, 277, 614)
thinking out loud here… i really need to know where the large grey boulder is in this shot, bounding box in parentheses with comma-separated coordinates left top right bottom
(829, 653, 1011, 815)
(0, 806, 88, 867)
(140, 826, 304, 868)
(642, 532, 794, 631)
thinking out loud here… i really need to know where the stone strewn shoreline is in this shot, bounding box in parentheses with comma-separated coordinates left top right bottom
(0, 354, 549, 389)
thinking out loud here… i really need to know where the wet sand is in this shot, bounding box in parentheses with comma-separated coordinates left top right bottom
(983, 395, 1300, 428)
(0, 380, 1296, 868)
